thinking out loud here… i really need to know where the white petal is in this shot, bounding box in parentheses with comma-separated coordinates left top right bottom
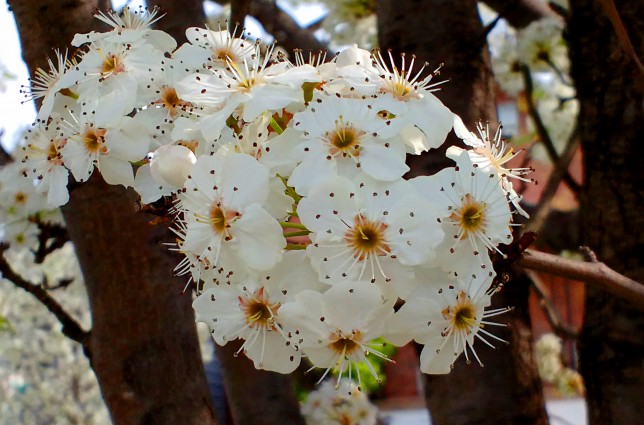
(232, 203, 285, 271)
(99, 156, 134, 187)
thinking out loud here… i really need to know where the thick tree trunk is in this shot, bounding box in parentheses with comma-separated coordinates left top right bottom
(377, 1, 548, 424)
(10, 1, 219, 424)
(568, 1, 644, 424)
(216, 341, 307, 425)
(62, 176, 219, 425)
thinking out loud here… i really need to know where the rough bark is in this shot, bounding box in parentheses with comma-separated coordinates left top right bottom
(377, 1, 548, 424)
(568, 0, 644, 423)
(62, 176, 219, 425)
(10, 1, 219, 424)
(147, 0, 205, 45)
(216, 341, 307, 425)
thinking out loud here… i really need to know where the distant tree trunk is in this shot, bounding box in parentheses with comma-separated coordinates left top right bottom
(377, 0, 497, 177)
(568, 1, 644, 424)
(377, 1, 548, 424)
(10, 1, 219, 424)
(147, 0, 205, 45)
(216, 341, 307, 425)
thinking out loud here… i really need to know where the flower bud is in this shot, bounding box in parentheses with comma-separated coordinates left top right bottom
(150, 144, 196, 188)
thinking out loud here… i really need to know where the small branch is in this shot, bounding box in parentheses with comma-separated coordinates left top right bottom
(520, 64, 581, 195)
(483, 0, 558, 29)
(0, 135, 13, 166)
(525, 269, 578, 339)
(0, 243, 91, 349)
(32, 220, 69, 264)
(523, 126, 580, 235)
(42, 276, 74, 291)
(517, 248, 644, 309)
(482, 14, 503, 38)
(547, 1, 569, 19)
(302, 14, 326, 32)
(248, 0, 328, 54)
(598, 0, 644, 77)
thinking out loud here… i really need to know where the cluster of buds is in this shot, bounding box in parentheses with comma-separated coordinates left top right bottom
(9, 7, 533, 386)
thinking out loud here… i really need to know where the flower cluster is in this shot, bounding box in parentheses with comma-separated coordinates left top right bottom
(534, 334, 584, 397)
(301, 379, 378, 425)
(8, 7, 532, 385)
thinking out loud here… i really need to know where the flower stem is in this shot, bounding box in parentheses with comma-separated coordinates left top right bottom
(283, 230, 311, 237)
(279, 221, 308, 231)
(269, 117, 284, 135)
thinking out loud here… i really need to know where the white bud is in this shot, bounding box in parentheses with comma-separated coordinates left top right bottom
(150, 144, 196, 188)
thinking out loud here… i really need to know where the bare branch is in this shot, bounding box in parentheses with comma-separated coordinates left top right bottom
(523, 127, 580, 235)
(483, 0, 558, 29)
(0, 243, 91, 349)
(520, 64, 581, 195)
(0, 136, 12, 166)
(517, 248, 644, 309)
(248, 0, 327, 54)
(525, 270, 579, 339)
(598, 0, 644, 77)
(32, 220, 70, 264)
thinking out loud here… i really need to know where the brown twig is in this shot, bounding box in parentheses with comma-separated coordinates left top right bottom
(523, 126, 580, 234)
(32, 220, 70, 264)
(0, 134, 13, 166)
(483, 0, 558, 29)
(0, 243, 91, 350)
(248, 0, 328, 54)
(598, 0, 644, 77)
(517, 248, 644, 309)
(525, 269, 578, 339)
(520, 64, 581, 196)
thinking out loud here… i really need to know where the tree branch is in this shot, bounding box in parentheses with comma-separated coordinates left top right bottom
(483, 0, 558, 29)
(0, 243, 91, 350)
(520, 64, 581, 195)
(32, 219, 70, 264)
(598, 0, 644, 77)
(523, 127, 580, 235)
(517, 248, 644, 309)
(525, 269, 579, 339)
(248, 0, 327, 55)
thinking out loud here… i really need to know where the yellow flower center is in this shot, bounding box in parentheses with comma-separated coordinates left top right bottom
(239, 287, 280, 331)
(329, 331, 362, 356)
(345, 215, 390, 261)
(209, 205, 240, 241)
(215, 48, 236, 63)
(155, 86, 189, 117)
(82, 127, 108, 155)
(327, 118, 363, 157)
(450, 193, 486, 238)
(442, 291, 477, 334)
(101, 53, 125, 78)
(14, 192, 27, 204)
